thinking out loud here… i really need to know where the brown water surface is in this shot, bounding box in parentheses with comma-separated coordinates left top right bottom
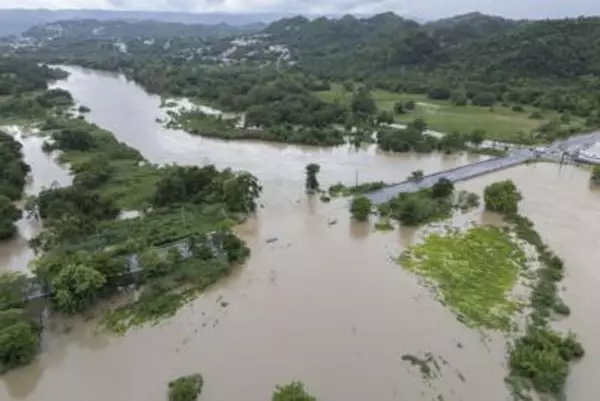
(0, 126, 71, 275)
(0, 67, 597, 401)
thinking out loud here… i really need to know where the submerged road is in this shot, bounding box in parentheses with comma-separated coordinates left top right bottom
(367, 131, 600, 205)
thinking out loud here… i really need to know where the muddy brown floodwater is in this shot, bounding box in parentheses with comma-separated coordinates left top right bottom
(0, 126, 71, 275)
(0, 66, 598, 401)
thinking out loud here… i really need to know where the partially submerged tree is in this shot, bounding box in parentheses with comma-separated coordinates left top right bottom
(305, 163, 321, 193)
(431, 178, 454, 198)
(168, 374, 203, 401)
(483, 180, 522, 214)
(467, 129, 486, 147)
(0, 314, 39, 373)
(0, 195, 21, 240)
(393, 101, 405, 114)
(272, 381, 317, 401)
(0, 272, 27, 310)
(591, 165, 600, 183)
(51, 264, 107, 314)
(408, 170, 425, 182)
(350, 196, 372, 221)
(376, 110, 394, 125)
(0, 273, 39, 373)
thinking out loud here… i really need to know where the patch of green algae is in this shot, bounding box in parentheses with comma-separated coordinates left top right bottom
(400, 226, 526, 330)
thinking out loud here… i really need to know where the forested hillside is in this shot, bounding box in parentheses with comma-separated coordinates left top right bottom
(10, 12, 600, 144)
(264, 12, 600, 82)
(262, 13, 600, 120)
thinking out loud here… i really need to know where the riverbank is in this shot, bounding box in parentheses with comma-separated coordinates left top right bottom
(28, 113, 261, 327)
(1, 66, 596, 401)
(0, 86, 264, 374)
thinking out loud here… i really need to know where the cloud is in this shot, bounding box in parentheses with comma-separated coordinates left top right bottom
(0, 0, 599, 19)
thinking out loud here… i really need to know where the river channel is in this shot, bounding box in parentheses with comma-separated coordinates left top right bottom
(0, 66, 598, 401)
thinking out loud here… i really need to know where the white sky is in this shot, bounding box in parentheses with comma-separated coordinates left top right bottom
(0, 0, 598, 19)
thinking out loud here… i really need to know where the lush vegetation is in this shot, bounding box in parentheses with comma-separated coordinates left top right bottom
(350, 196, 372, 221)
(329, 181, 386, 197)
(0, 272, 40, 373)
(163, 378, 317, 401)
(30, 120, 261, 326)
(480, 182, 584, 399)
(483, 180, 523, 214)
(0, 60, 70, 122)
(591, 165, 600, 182)
(376, 117, 499, 153)
(0, 131, 31, 240)
(15, 12, 600, 147)
(267, 14, 600, 123)
(168, 374, 204, 401)
(316, 85, 586, 144)
(400, 226, 525, 330)
(305, 163, 320, 193)
(378, 179, 479, 226)
(0, 131, 31, 201)
(272, 382, 317, 401)
(169, 107, 346, 147)
(392, 179, 583, 398)
(0, 86, 263, 337)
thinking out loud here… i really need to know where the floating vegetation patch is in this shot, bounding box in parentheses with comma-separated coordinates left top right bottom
(400, 226, 526, 330)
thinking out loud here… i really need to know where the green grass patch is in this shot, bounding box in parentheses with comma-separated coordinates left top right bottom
(399, 226, 525, 330)
(315, 84, 585, 143)
(42, 117, 163, 209)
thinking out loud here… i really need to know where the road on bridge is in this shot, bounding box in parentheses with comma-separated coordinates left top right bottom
(366, 130, 600, 205)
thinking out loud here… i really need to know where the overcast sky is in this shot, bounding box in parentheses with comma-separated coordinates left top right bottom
(0, 0, 598, 19)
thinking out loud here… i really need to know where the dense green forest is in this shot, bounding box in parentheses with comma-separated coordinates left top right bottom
(0, 56, 264, 371)
(0, 60, 73, 241)
(11, 13, 600, 145)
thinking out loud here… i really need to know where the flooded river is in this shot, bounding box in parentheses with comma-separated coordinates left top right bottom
(0, 127, 71, 275)
(1, 66, 598, 401)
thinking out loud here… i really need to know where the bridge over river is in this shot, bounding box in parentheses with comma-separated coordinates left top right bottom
(367, 131, 600, 205)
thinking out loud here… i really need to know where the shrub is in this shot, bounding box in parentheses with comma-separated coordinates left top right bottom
(168, 374, 204, 401)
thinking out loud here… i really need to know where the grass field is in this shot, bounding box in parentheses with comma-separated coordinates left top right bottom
(399, 226, 526, 330)
(315, 84, 585, 143)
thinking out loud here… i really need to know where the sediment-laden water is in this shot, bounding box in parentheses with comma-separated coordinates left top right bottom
(0, 66, 597, 401)
(0, 126, 71, 275)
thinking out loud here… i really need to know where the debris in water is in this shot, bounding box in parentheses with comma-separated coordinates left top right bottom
(456, 341, 463, 349)
(328, 218, 338, 226)
(455, 369, 466, 382)
(401, 352, 442, 380)
(220, 301, 229, 308)
(266, 237, 278, 243)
